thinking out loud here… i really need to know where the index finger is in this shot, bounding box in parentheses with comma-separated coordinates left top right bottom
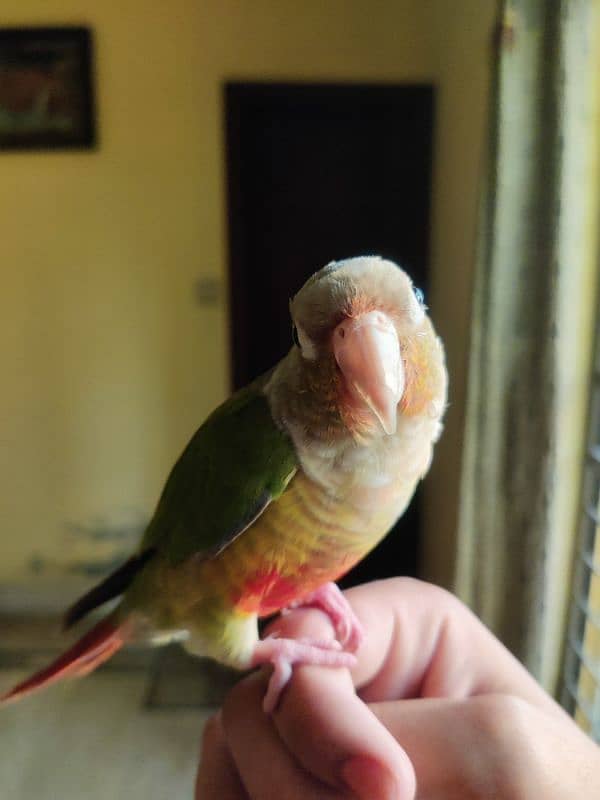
(264, 606, 416, 799)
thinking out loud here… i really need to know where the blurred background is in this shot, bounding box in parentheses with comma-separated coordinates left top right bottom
(0, 0, 488, 607)
(1, 1, 600, 797)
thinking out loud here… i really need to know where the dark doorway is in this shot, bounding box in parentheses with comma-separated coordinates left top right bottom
(225, 82, 434, 584)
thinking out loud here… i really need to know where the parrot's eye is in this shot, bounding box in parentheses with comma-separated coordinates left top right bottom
(292, 325, 301, 348)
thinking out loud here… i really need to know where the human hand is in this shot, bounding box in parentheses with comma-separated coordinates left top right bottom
(196, 578, 600, 799)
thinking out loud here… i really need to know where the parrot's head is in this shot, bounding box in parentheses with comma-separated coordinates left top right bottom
(287, 256, 447, 441)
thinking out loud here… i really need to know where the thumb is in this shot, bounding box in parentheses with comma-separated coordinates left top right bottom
(370, 694, 532, 799)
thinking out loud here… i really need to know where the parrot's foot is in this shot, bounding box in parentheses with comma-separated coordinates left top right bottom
(283, 582, 365, 652)
(251, 635, 356, 713)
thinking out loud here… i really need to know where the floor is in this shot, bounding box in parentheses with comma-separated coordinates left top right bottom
(0, 667, 213, 800)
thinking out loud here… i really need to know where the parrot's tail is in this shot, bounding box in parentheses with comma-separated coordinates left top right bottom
(0, 612, 132, 705)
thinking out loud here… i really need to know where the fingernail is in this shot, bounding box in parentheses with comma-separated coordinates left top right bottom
(341, 756, 401, 800)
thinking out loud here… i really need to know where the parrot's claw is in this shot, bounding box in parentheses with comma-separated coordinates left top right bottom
(251, 635, 356, 713)
(283, 582, 365, 652)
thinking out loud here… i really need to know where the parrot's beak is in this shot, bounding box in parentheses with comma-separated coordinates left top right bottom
(333, 310, 404, 435)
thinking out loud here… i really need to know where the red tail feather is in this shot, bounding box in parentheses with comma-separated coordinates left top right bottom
(1, 614, 131, 705)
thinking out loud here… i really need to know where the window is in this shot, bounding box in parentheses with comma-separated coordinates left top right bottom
(562, 319, 600, 742)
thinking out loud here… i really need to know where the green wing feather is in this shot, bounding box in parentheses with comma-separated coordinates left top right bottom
(140, 378, 298, 565)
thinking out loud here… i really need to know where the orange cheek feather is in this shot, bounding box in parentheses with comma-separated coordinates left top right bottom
(400, 338, 436, 417)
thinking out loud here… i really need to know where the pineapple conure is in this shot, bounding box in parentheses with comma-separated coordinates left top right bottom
(1, 256, 447, 712)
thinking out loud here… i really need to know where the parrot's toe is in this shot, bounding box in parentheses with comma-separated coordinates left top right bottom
(251, 635, 356, 713)
(284, 582, 365, 653)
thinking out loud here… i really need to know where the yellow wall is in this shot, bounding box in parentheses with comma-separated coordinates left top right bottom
(0, 1, 495, 600)
(421, 0, 497, 586)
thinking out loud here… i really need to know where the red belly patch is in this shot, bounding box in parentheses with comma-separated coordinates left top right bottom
(233, 558, 355, 618)
(233, 567, 304, 616)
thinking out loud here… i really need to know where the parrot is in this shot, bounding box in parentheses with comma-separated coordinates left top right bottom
(1, 256, 447, 712)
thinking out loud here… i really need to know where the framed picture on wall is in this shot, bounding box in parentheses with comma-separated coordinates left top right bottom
(0, 26, 96, 150)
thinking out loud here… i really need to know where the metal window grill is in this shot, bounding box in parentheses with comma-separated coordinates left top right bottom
(562, 320, 600, 742)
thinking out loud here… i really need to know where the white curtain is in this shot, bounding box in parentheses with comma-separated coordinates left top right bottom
(456, 0, 600, 693)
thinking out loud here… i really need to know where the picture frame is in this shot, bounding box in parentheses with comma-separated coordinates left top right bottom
(0, 26, 96, 151)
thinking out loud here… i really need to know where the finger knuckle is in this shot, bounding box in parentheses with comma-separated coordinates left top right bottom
(464, 695, 536, 798)
(468, 694, 529, 743)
